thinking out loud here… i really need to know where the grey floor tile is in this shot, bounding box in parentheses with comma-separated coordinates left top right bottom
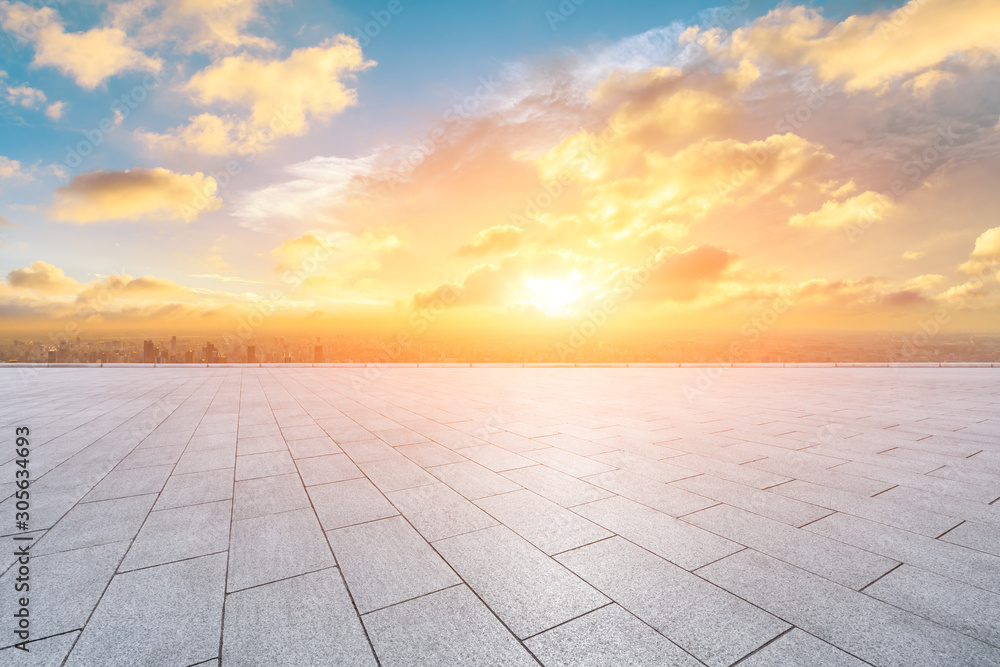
(683, 504, 898, 589)
(236, 434, 287, 455)
(155, 468, 234, 510)
(285, 436, 342, 459)
(771, 479, 960, 537)
(358, 457, 438, 492)
(672, 473, 831, 527)
(590, 450, 698, 483)
(0, 631, 80, 666)
(81, 465, 173, 503)
(337, 437, 401, 462)
(35, 494, 156, 556)
(66, 553, 226, 667)
(232, 473, 309, 521)
(940, 521, 1000, 557)
(386, 483, 498, 542)
(309, 478, 399, 530)
(573, 496, 741, 570)
(173, 446, 236, 475)
(434, 525, 609, 638)
(699, 549, 1000, 667)
(583, 470, 716, 517)
(228, 508, 336, 591)
(736, 629, 868, 667)
(0, 542, 127, 643)
(865, 564, 1000, 647)
(295, 453, 363, 486)
(460, 444, 534, 472)
(364, 585, 536, 667)
(525, 604, 702, 667)
(556, 537, 787, 667)
(120, 500, 230, 571)
(475, 489, 611, 555)
(223, 568, 376, 666)
(396, 442, 466, 467)
(807, 512, 1000, 594)
(235, 450, 296, 481)
(523, 448, 615, 478)
(429, 461, 522, 500)
(502, 465, 614, 507)
(328, 516, 460, 613)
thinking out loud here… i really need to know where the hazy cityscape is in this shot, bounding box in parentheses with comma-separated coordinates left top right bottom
(2, 331, 997, 365)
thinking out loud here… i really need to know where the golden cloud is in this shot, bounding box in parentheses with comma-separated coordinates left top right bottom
(729, 0, 1000, 93)
(456, 225, 525, 257)
(143, 36, 374, 155)
(6, 261, 81, 293)
(116, 0, 276, 55)
(0, 1, 161, 89)
(789, 190, 895, 229)
(52, 168, 221, 223)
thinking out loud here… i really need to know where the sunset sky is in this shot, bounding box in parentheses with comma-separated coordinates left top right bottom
(1, 0, 999, 337)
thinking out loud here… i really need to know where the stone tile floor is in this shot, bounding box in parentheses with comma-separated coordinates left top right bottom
(0, 367, 998, 666)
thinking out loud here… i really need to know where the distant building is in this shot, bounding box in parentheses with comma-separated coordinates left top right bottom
(170, 336, 177, 354)
(143, 340, 155, 363)
(314, 345, 324, 363)
(247, 346, 256, 364)
(184, 350, 195, 363)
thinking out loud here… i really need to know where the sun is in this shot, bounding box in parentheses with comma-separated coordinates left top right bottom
(524, 274, 582, 316)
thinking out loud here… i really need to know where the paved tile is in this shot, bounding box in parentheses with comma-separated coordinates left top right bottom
(232, 472, 309, 521)
(235, 450, 296, 481)
(364, 585, 536, 666)
(699, 549, 1000, 666)
(429, 461, 522, 499)
(0, 631, 80, 666)
(358, 457, 437, 492)
(475, 489, 611, 555)
(66, 553, 226, 666)
(120, 500, 231, 571)
(295, 453, 363, 486)
(154, 468, 233, 510)
(228, 508, 336, 591)
(525, 604, 702, 667)
(502, 465, 614, 507)
(0, 542, 127, 643)
(328, 516, 460, 613)
(386, 483, 498, 542)
(223, 568, 376, 666)
(434, 525, 609, 638)
(573, 496, 742, 570)
(556, 537, 787, 667)
(683, 504, 897, 589)
(5, 366, 1000, 666)
(35, 494, 156, 556)
(309, 478, 399, 530)
(735, 629, 868, 666)
(864, 564, 1000, 647)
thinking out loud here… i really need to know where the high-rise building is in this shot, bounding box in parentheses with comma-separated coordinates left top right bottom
(314, 345, 324, 363)
(184, 350, 195, 363)
(247, 345, 256, 364)
(143, 340, 155, 363)
(170, 336, 177, 354)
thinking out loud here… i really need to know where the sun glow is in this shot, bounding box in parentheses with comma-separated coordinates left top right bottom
(523, 275, 582, 316)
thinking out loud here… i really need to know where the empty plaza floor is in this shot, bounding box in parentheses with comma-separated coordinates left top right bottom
(1, 367, 999, 666)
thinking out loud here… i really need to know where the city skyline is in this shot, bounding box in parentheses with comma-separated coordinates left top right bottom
(2, 0, 1000, 343)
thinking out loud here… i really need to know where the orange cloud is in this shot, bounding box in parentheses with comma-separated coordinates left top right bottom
(6, 261, 80, 293)
(52, 168, 221, 223)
